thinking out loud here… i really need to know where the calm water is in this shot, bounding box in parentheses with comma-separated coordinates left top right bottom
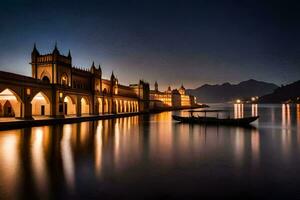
(0, 104, 300, 199)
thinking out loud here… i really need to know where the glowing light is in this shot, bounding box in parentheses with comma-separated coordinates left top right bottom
(95, 122, 103, 177)
(59, 92, 63, 98)
(31, 127, 48, 195)
(26, 88, 31, 95)
(0, 132, 20, 199)
(33, 92, 45, 100)
(0, 89, 17, 101)
(236, 99, 241, 104)
(251, 97, 256, 101)
(61, 124, 75, 191)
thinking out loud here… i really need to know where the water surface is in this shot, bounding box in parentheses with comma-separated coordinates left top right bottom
(0, 104, 300, 199)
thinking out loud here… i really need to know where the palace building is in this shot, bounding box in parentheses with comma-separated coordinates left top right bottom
(149, 81, 197, 109)
(0, 44, 149, 119)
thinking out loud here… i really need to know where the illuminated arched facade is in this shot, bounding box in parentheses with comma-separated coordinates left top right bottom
(0, 44, 150, 119)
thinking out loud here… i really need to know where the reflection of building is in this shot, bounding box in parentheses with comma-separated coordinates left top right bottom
(0, 44, 149, 119)
(150, 82, 197, 109)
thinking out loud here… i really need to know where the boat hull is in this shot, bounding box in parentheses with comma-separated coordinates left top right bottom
(172, 115, 259, 126)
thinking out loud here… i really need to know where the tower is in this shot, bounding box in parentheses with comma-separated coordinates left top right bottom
(111, 71, 118, 95)
(91, 62, 102, 93)
(167, 85, 172, 93)
(30, 43, 72, 85)
(179, 84, 186, 95)
(154, 81, 158, 92)
(31, 43, 40, 78)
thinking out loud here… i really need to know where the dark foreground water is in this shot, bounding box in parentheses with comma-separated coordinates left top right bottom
(0, 104, 300, 199)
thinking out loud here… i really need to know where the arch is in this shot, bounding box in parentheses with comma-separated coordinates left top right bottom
(119, 100, 123, 113)
(31, 92, 51, 116)
(40, 71, 51, 83)
(131, 101, 134, 112)
(124, 101, 127, 113)
(42, 76, 50, 83)
(133, 102, 136, 112)
(128, 101, 131, 112)
(127, 101, 130, 113)
(98, 98, 103, 114)
(114, 100, 119, 113)
(0, 88, 23, 117)
(135, 101, 138, 112)
(103, 88, 107, 94)
(104, 98, 109, 114)
(127, 101, 131, 113)
(64, 95, 76, 115)
(81, 97, 90, 115)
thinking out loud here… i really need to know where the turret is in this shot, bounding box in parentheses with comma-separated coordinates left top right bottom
(90, 61, 96, 73)
(31, 43, 40, 79)
(111, 71, 118, 95)
(31, 43, 40, 59)
(179, 83, 186, 95)
(68, 49, 71, 58)
(154, 81, 159, 92)
(167, 86, 171, 91)
(111, 71, 116, 81)
(52, 42, 60, 55)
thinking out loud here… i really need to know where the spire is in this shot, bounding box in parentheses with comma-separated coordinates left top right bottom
(154, 81, 158, 91)
(68, 49, 71, 58)
(90, 61, 96, 73)
(111, 71, 115, 80)
(32, 43, 39, 55)
(52, 41, 60, 55)
(98, 64, 102, 73)
(180, 83, 185, 89)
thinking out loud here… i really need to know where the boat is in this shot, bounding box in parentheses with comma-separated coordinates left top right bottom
(172, 110, 259, 126)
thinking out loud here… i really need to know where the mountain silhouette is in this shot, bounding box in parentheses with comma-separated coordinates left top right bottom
(186, 79, 278, 103)
(259, 80, 300, 103)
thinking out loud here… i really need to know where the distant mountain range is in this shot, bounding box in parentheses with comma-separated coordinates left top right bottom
(259, 80, 300, 103)
(186, 79, 278, 103)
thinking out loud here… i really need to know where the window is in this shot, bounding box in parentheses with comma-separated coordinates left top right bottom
(61, 74, 68, 86)
(42, 76, 50, 83)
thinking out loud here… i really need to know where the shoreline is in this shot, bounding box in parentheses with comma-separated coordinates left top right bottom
(0, 104, 208, 131)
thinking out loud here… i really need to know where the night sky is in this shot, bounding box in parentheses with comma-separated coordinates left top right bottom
(1, 0, 300, 89)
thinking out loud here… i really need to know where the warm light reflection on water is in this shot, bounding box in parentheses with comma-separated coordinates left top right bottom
(95, 121, 103, 177)
(251, 128, 260, 166)
(252, 104, 258, 116)
(1, 104, 300, 198)
(282, 104, 291, 128)
(61, 124, 75, 192)
(0, 130, 20, 200)
(234, 104, 244, 118)
(31, 127, 49, 197)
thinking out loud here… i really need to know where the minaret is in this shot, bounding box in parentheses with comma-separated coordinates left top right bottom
(179, 83, 186, 95)
(111, 71, 118, 95)
(67, 49, 71, 58)
(154, 81, 158, 92)
(31, 43, 39, 79)
(90, 61, 96, 73)
(31, 43, 40, 57)
(52, 42, 60, 55)
(111, 71, 116, 81)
